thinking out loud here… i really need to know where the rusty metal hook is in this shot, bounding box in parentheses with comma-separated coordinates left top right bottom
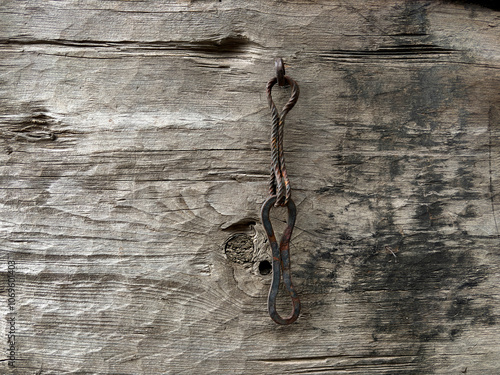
(266, 71, 299, 207)
(261, 195, 300, 325)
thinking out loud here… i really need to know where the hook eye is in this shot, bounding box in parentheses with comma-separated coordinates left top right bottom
(275, 58, 286, 87)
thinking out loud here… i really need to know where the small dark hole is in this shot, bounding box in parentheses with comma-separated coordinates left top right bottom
(259, 260, 272, 275)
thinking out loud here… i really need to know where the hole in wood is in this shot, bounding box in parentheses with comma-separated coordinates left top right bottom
(258, 260, 272, 275)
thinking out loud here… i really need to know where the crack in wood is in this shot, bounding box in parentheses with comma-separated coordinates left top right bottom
(488, 105, 500, 237)
(0, 34, 261, 54)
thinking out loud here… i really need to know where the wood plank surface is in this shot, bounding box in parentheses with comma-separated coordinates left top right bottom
(1, 1, 500, 374)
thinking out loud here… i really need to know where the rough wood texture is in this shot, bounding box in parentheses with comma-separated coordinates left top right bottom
(1, 1, 500, 374)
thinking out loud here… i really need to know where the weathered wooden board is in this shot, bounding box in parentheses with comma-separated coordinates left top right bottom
(1, 1, 500, 373)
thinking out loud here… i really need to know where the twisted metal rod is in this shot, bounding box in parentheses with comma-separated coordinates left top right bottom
(266, 76, 299, 207)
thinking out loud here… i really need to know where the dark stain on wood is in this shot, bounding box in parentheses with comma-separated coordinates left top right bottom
(448, 0, 500, 11)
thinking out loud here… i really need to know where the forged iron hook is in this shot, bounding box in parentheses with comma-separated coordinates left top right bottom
(262, 58, 301, 325)
(261, 195, 300, 325)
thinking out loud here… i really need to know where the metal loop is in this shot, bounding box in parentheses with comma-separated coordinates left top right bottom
(275, 58, 286, 87)
(261, 195, 300, 325)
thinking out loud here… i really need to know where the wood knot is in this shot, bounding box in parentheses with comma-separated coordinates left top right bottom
(224, 234, 254, 264)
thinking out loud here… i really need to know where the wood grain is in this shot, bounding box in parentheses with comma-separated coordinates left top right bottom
(1, 1, 499, 373)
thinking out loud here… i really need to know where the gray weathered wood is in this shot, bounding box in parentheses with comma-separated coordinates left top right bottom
(1, 1, 500, 373)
